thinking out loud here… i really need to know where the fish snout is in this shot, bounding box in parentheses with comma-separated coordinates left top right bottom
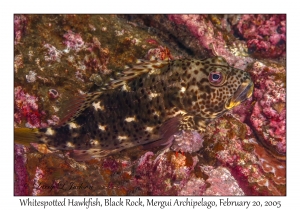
(225, 78, 254, 110)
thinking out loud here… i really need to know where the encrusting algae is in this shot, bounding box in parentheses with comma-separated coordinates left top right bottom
(15, 56, 253, 161)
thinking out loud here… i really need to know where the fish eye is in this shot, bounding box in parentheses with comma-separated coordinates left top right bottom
(212, 74, 220, 80)
(208, 71, 224, 86)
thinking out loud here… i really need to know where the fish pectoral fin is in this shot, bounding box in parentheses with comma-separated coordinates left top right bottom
(142, 138, 170, 150)
(178, 114, 198, 131)
(68, 150, 95, 161)
(14, 127, 39, 146)
(58, 92, 102, 126)
(160, 115, 181, 141)
(142, 116, 181, 150)
(194, 116, 209, 133)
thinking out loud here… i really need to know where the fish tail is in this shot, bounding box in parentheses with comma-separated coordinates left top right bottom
(14, 127, 39, 146)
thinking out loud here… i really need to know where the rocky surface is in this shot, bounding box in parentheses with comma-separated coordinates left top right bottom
(14, 14, 286, 195)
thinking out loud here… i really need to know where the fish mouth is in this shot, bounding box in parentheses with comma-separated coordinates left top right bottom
(225, 79, 254, 110)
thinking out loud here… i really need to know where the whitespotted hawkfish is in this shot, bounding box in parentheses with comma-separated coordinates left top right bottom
(15, 56, 254, 161)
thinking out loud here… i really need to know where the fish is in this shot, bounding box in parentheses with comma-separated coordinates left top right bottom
(14, 56, 254, 161)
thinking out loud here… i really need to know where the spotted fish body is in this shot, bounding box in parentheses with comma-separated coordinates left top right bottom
(15, 56, 253, 160)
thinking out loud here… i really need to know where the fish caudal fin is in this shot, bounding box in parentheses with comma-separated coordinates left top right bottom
(14, 127, 39, 146)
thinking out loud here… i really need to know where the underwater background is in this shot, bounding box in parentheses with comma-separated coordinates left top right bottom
(14, 14, 286, 196)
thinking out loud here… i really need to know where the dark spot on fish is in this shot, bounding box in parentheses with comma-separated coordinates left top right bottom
(39, 128, 47, 132)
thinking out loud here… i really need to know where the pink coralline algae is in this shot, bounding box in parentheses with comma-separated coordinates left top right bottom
(14, 86, 42, 128)
(25, 71, 37, 83)
(14, 15, 27, 45)
(133, 151, 199, 195)
(168, 14, 254, 70)
(205, 116, 285, 195)
(84, 37, 111, 74)
(178, 176, 206, 195)
(44, 44, 63, 62)
(234, 15, 286, 58)
(232, 98, 253, 123)
(14, 144, 29, 195)
(145, 45, 173, 60)
(63, 30, 85, 52)
(64, 34, 111, 75)
(170, 131, 204, 153)
(46, 115, 60, 126)
(14, 54, 24, 73)
(249, 61, 286, 155)
(202, 166, 244, 195)
(48, 89, 59, 99)
(32, 167, 45, 196)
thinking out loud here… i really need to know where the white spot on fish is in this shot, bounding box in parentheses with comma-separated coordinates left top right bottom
(180, 86, 186, 93)
(145, 126, 154, 132)
(90, 139, 99, 146)
(117, 135, 128, 140)
(148, 92, 160, 100)
(125, 116, 136, 122)
(153, 111, 160, 117)
(92, 101, 104, 111)
(68, 122, 80, 129)
(121, 84, 130, 92)
(66, 142, 75, 148)
(173, 110, 187, 116)
(45, 128, 55, 136)
(98, 124, 107, 131)
(52, 105, 60, 112)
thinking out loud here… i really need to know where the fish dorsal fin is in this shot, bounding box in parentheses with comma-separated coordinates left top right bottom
(109, 59, 169, 89)
(58, 92, 102, 126)
(210, 56, 229, 66)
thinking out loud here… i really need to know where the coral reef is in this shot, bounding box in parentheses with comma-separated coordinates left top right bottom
(202, 166, 244, 195)
(204, 116, 285, 195)
(168, 14, 254, 70)
(14, 15, 27, 45)
(63, 30, 85, 52)
(170, 131, 204, 153)
(14, 144, 29, 195)
(248, 61, 286, 155)
(14, 86, 42, 128)
(234, 15, 286, 58)
(48, 89, 59, 99)
(14, 14, 286, 196)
